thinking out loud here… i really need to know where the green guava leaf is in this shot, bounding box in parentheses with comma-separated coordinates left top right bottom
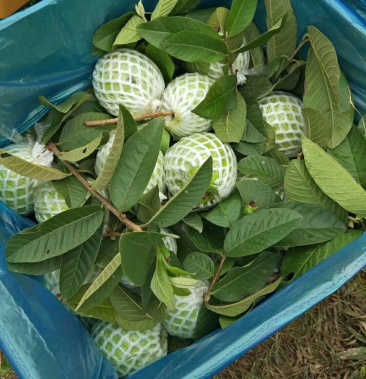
(281, 230, 363, 286)
(110, 285, 158, 321)
(224, 208, 303, 258)
(137, 186, 161, 224)
(0, 150, 69, 181)
(238, 155, 285, 190)
(243, 22, 265, 66)
(151, 0, 180, 20)
(183, 252, 215, 280)
(193, 75, 237, 120)
(212, 92, 247, 143)
(151, 251, 175, 310)
(302, 136, 366, 216)
(40, 92, 95, 143)
(91, 106, 126, 193)
(6, 206, 104, 263)
(146, 157, 213, 228)
(284, 159, 348, 223)
(7, 256, 61, 276)
(203, 190, 242, 228)
(57, 112, 113, 151)
(182, 213, 203, 233)
(51, 176, 89, 209)
(109, 118, 163, 212)
(188, 221, 225, 253)
(236, 179, 282, 210)
(145, 43, 175, 82)
(205, 277, 282, 317)
(57, 133, 102, 163)
(137, 16, 220, 50)
(233, 14, 287, 54)
(211, 251, 277, 302)
(303, 107, 328, 149)
(93, 12, 134, 52)
(75, 253, 123, 312)
(265, 0, 297, 61)
(274, 202, 347, 247)
(162, 31, 228, 63)
(327, 126, 366, 189)
(120, 232, 164, 286)
(207, 7, 230, 33)
(66, 288, 117, 323)
(59, 223, 103, 300)
(113, 14, 145, 47)
(304, 29, 353, 149)
(170, 0, 202, 15)
(227, 0, 258, 37)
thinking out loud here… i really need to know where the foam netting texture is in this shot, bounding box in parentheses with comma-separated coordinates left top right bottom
(258, 91, 307, 158)
(208, 37, 250, 85)
(163, 280, 209, 339)
(164, 132, 237, 208)
(91, 321, 167, 377)
(92, 48, 165, 117)
(33, 181, 70, 223)
(160, 73, 215, 139)
(0, 143, 38, 215)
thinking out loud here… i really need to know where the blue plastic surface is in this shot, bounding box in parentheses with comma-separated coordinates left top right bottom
(1, 1, 366, 378)
(0, 203, 118, 379)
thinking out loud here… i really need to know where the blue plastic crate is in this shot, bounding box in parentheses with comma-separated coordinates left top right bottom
(1, 1, 366, 378)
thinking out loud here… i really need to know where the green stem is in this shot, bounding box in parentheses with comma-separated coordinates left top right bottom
(205, 255, 227, 303)
(48, 142, 143, 232)
(284, 36, 310, 71)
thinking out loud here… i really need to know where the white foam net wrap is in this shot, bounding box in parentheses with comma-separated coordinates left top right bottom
(160, 73, 214, 139)
(164, 132, 237, 208)
(208, 43, 250, 85)
(91, 322, 167, 377)
(160, 227, 178, 255)
(92, 48, 165, 117)
(43, 269, 60, 296)
(0, 143, 38, 215)
(163, 280, 209, 339)
(258, 91, 307, 158)
(33, 181, 69, 223)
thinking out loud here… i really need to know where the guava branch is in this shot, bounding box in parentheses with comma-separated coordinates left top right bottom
(47, 142, 143, 232)
(204, 255, 227, 303)
(83, 111, 174, 127)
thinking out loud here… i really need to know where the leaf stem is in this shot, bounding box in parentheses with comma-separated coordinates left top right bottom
(47, 142, 143, 232)
(284, 36, 310, 71)
(205, 255, 227, 303)
(83, 111, 174, 127)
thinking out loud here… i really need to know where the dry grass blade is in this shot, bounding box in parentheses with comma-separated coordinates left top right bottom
(216, 270, 366, 379)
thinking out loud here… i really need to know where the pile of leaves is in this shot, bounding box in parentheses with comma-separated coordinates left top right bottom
(1, 0, 366, 370)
